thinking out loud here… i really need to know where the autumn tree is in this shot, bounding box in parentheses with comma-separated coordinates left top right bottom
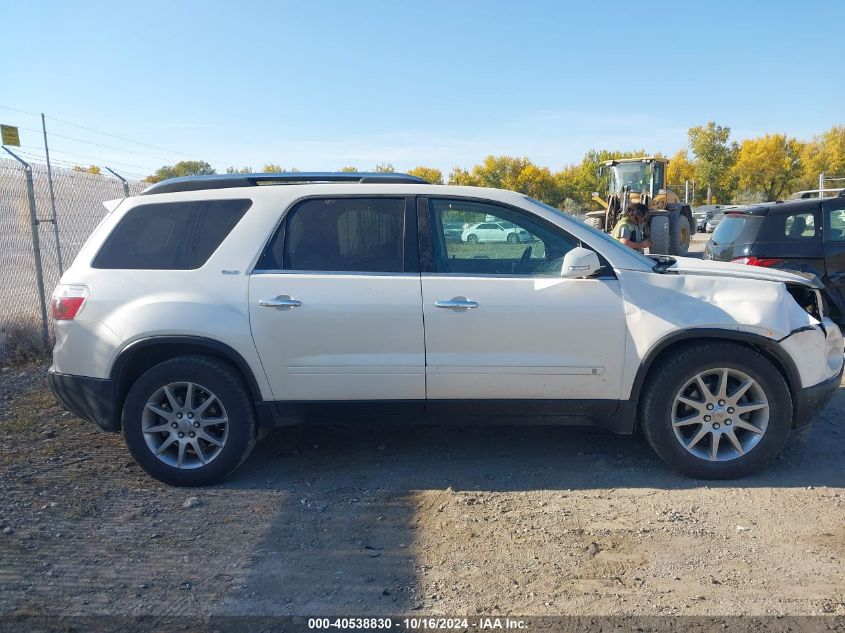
(407, 166, 444, 184)
(72, 165, 101, 175)
(802, 126, 845, 189)
(146, 160, 215, 183)
(688, 122, 738, 202)
(226, 166, 253, 174)
(666, 150, 695, 186)
(732, 134, 803, 201)
(373, 163, 395, 173)
(338, 166, 359, 172)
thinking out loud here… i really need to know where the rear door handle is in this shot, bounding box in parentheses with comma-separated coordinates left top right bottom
(259, 295, 302, 308)
(435, 297, 478, 310)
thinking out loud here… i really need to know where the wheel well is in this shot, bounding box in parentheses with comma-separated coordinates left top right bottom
(111, 338, 262, 429)
(632, 334, 800, 427)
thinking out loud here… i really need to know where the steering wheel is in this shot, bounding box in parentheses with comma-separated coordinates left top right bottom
(512, 245, 533, 273)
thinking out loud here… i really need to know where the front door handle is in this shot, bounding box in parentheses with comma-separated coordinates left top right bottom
(259, 295, 302, 308)
(435, 297, 478, 310)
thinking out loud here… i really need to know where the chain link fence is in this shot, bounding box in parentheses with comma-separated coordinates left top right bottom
(0, 157, 147, 361)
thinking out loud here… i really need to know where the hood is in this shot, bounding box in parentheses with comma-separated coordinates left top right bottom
(666, 256, 821, 289)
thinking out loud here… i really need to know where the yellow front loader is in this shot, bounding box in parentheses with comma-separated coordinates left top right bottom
(585, 157, 694, 255)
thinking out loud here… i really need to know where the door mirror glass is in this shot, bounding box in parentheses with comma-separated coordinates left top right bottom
(561, 247, 601, 278)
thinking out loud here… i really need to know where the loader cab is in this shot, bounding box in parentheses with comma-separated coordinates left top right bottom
(604, 158, 667, 199)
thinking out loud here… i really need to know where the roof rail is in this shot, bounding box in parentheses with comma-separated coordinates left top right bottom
(141, 172, 428, 195)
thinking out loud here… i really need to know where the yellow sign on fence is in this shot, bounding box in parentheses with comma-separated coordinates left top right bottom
(1, 125, 21, 147)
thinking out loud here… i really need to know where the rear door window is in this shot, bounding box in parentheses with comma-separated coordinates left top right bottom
(711, 215, 763, 245)
(257, 197, 408, 273)
(93, 199, 251, 269)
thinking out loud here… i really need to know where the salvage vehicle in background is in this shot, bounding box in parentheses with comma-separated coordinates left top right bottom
(704, 193, 845, 330)
(461, 221, 533, 244)
(48, 172, 842, 486)
(693, 205, 724, 232)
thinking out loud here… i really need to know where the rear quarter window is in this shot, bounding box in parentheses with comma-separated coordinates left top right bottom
(711, 215, 763, 245)
(93, 199, 252, 269)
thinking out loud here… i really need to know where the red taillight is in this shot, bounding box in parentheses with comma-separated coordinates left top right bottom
(50, 285, 88, 320)
(731, 257, 784, 267)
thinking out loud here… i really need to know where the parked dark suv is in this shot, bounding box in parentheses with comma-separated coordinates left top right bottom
(704, 193, 845, 329)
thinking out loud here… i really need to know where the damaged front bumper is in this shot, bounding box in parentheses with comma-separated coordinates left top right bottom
(794, 366, 842, 427)
(779, 317, 843, 426)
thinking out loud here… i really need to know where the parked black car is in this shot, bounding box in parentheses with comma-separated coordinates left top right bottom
(704, 193, 845, 328)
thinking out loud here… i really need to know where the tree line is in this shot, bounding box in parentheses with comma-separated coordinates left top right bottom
(143, 122, 844, 209)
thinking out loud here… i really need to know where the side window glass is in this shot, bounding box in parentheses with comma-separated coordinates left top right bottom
(277, 198, 405, 273)
(430, 199, 577, 276)
(827, 207, 845, 242)
(93, 199, 251, 270)
(784, 213, 816, 238)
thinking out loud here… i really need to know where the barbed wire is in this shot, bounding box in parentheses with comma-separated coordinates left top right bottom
(0, 105, 208, 162)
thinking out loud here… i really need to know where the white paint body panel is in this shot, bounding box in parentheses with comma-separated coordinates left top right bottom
(421, 276, 625, 399)
(248, 273, 425, 400)
(51, 183, 841, 411)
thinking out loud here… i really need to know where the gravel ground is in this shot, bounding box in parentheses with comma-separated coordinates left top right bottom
(1, 234, 843, 626)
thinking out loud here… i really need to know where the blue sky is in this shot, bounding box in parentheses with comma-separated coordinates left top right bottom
(3, 0, 843, 179)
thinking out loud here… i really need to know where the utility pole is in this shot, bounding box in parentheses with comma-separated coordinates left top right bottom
(706, 183, 712, 205)
(41, 113, 63, 275)
(819, 172, 825, 197)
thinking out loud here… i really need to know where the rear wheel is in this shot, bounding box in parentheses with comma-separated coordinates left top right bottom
(506, 233, 519, 244)
(640, 342, 792, 479)
(122, 355, 257, 486)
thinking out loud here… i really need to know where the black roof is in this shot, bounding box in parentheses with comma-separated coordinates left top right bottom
(732, 197, 835, 216)
(141, 172, 428, 195)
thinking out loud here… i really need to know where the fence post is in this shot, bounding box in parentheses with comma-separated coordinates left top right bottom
(41, 113, 64, 275)
(105, 166, 130, 197)
(3, 146, 50, 347)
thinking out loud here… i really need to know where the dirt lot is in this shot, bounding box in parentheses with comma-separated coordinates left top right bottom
(1, 234, 844, 627)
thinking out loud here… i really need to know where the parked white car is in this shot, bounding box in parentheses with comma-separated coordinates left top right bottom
(462, 221, 533, 244)
(49, 172, 843, 486)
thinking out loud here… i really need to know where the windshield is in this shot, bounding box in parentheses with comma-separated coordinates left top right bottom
(611, 163, 650, 193)
(523, 197, 656, 268)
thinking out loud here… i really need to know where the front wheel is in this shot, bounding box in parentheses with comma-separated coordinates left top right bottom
(506, 233, 520, 244)
(466, 234, 478, 244)
(640, 342, 792, 479)
(122, 355, 257, 486)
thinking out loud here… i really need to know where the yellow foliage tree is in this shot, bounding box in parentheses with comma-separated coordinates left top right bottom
(732, 134, 803, 201)
(801, 126, 845, 189)
(666, 150, 695, 186)
(72, 164, 101, 175)
(407, 166, 443, 184)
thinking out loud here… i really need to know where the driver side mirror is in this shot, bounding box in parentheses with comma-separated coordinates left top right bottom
(561, 247, 601, 279)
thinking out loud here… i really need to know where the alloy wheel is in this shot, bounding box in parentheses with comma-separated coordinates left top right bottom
(141, 381, 229, 469)
(671, 368, 769, 462)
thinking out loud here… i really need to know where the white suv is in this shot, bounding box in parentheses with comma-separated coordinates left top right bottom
(48, 172, 843, 486)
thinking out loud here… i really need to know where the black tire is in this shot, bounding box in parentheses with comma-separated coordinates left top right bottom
(671, 213, 692, 256)
(122, 355, 257, 486)
(640, 342, 792, 479)
(466, 234, 478, 244)
(649, 215, 670, 254)
(506, 233, 519, 244)
(585, 216, 605, 232)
